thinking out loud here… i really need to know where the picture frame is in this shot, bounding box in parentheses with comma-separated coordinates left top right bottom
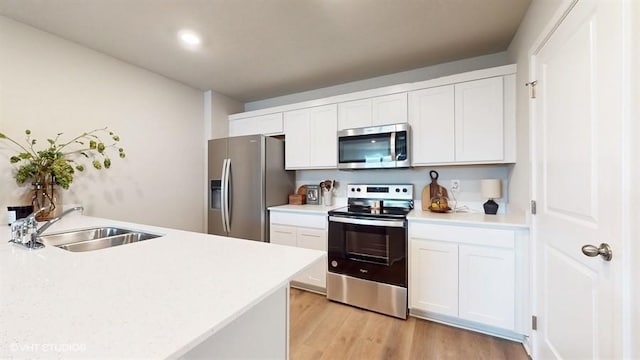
(305, 185, 320, 205)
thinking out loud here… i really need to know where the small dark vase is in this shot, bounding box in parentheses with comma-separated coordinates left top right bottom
(483, 199, 499, 215)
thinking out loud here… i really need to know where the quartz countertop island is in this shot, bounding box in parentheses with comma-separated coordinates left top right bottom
(0, 215, 324, 359)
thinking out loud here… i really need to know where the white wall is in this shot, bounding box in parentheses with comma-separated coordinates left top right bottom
(207, 91, 243, 140)
(0, 16, 205, 231)
(245, 52, 510, 111)
(506, 0, 571, 211)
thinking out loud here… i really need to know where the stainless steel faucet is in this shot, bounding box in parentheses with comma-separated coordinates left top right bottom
(9, 206, 84, 250)
(33, 206, 84, 237)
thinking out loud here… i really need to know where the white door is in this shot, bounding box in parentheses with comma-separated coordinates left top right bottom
(533, 0, 623, 358)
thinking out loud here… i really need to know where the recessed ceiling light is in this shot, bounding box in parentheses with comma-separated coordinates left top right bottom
(178, 30, 201, 47)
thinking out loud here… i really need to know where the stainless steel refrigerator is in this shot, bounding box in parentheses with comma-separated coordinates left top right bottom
(208, 135, 294, 242)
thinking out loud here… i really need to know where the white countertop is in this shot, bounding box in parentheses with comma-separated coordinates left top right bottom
(268, 203, 343, 214)
(408, 208, 529, 229)
(270, 203, 528, 229)
(0, 215, 323, 359)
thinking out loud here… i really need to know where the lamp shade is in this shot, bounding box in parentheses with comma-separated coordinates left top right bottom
(481, 179, 502, 199)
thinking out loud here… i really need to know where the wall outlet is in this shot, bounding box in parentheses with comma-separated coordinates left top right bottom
(450, 179, 460, 193)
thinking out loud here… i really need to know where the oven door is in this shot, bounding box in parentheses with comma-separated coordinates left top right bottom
(328, 215, 407, 287)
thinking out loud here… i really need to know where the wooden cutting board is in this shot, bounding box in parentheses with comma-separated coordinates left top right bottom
(421, 170, 450, 212)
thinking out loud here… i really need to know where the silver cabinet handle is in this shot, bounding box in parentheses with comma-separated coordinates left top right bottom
(581, 243, 612, 261)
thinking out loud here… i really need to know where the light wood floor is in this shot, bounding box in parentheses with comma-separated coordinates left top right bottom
(290, 288, 529, 360)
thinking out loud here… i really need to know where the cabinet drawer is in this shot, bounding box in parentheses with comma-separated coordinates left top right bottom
(409, 222, 514, 249)
(270, 211, 327, 229)
(270, 225, 297, 247)
(297, 229, 327, 251)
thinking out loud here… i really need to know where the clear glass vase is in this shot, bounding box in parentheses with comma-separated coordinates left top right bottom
(31, 177, 58, 221)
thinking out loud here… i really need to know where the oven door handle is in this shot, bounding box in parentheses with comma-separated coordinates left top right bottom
(329, 216, 405, 228)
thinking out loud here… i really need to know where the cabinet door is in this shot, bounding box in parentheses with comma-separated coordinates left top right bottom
(296, 228, 327, 288)
(338, 98, 371, 130)
(454, 77, 504, 162)
(269, 225, 297, 247)
(283, 108, 311, 169)
(459, 244, 515, 330)
(409, 238, 459, 317)
(229, 113, 283, 137)
(372, 93, 408, 126)
(408, 85, 455, 165)
(308, 104, 337, 168)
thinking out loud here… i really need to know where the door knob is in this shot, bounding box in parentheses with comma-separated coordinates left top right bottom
(581, 243, 613, 261)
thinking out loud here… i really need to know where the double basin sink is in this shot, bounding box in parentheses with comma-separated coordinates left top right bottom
(38, 227, 162, 252)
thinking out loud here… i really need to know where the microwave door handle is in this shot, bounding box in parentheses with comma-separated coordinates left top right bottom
(390, 131, 397, 161)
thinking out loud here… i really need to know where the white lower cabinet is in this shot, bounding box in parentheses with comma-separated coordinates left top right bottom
(269, 211, 327, 292)
(458, 244, 515, 330)
(409, 221, 526, 338)
(410, 239, 458, 317)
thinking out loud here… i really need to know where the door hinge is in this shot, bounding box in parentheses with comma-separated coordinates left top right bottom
(531, 200, 537, 215)
(525, 80, 538, 99)
(532, 315, 538, 330)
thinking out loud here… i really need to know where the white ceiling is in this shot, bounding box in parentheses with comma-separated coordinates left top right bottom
(0, 0, 530, 102)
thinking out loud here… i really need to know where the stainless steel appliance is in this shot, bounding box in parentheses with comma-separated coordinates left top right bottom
(208, 135, 294, 241)
(327, 184, 413, 319)
(337, 123, 411, 169)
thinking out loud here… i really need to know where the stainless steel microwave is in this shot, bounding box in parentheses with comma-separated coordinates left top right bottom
(337, 123, 411, 169)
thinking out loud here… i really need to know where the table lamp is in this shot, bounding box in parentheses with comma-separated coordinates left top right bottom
(481, 179, 501, 215)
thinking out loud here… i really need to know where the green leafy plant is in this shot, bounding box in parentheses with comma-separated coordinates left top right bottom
(0, 128, 126, 189)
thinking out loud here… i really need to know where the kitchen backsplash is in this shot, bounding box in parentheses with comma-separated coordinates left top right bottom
(295, 164, 513, 214)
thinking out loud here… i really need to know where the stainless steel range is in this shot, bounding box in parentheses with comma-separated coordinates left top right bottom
(327, 184, 413, 319)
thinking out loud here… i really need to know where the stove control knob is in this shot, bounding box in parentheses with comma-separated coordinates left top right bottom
(402, 188, 408, 193)
(351, 188, 355, 192)
(331, 260, 338, 268)
(356, 188, 361, 192)
(395, 188, 400, 192)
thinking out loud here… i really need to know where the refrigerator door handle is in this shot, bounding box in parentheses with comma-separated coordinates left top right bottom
(227, 158, 233, 233)
(220, 158, 229, 233)
(223, 158, 231, 233)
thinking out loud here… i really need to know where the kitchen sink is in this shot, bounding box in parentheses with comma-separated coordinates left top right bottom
(37, 227, 162, 252)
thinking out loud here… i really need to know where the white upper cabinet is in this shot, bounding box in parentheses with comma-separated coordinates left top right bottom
(409, 85, 455, 164)
(409, 74, 515, 165)
(284, 104, 337, 169)
(283, 110, 310, 169)
(337, 98, 371, 130)
(231, 65, 516, 167)
(338, 93, 407, 130)
(228, 113, 283, 137)
(454, 77, 504, 162)
(372, 93, 408, 126)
